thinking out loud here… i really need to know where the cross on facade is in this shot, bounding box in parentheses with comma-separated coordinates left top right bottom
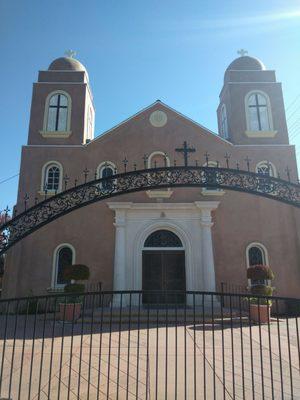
(2, 206, 10, 224)
(83, 168, 90, 183)
(65, 50, 76, 58)
(285, 166, 291, 182)
(224, 153, 231, 168)
(4, 206, 10, 217)
(164, 153, 168, 167)
(24, 194, 29, 211)
(244, 156, 251, 172)
(123, 157, 128, 172)
(143, 154, 148, 169)
(175, 141, 196, 167)
(237, 49, 248, 57)
(204, 152, 210, 165)
(64, 174, 70, 190)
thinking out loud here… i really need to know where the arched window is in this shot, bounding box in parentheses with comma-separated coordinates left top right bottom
(97, 162, 116, 191)
(255, 161, 276, 177)
(42, 162, 62, 192)
(87, 108, 94, 140)
(146, 151, 172, 198)
(53, 245, 75, 287)
(246, 243, 269, 285)
(248, 246, 265, 266)
(144, 230, 183, 248)
(220, 104, 228, 139)
(247, 243, 268, 266)
(147, 151, 170, 168)
(246, 92, 271, 131)
(202, 161, 224, 195)
(46, 92, 70, 132)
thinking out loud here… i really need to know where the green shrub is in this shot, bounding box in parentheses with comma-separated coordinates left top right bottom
(251, 285, 274, 296)
(64, 283, 85, 293)
(247, 265, 275, 280)
(249, 297, 272, 306)
(63, 264, 90, 281)
(62, 264, 90, 304)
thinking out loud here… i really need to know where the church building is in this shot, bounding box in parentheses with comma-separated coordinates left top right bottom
(2, 53, 300, 301)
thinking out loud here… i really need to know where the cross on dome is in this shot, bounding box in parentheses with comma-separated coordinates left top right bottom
(237, 49, 248, 57)
(64, 49, 77, 58)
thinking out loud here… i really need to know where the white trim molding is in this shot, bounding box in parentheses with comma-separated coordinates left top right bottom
(245, 242, 270, 287)
(255, 160, 277, 177)
(147, 151, 170, 168)
(246, 242, 269, 268)
(40, 130, 72, 138)
(97, 161, 117, 178)
(220, 103, 229, 139)
(202, 161, 225, 196)
(41, 90, 72, 138)
(107, 201, 219, 306)
(146, 190, 173, 198)
(51, 243, 76, 289)
(146, 151, 173, 198)
(245, 130, 277, 138)
(40, 160, 63, 194)
(244, 90, 274, 134)
(86, 100, 233, 146)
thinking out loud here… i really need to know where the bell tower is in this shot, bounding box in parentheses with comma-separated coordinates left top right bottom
(27, 53, 95, 145)
(217, 51, 289, 145)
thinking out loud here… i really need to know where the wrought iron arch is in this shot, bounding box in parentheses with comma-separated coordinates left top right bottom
(1, 165, 300, 255)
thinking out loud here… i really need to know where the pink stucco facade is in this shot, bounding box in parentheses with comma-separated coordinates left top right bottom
(2, 55, 300, 299)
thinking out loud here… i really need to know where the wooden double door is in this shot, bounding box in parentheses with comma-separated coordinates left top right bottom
(142, 250, 186, 304)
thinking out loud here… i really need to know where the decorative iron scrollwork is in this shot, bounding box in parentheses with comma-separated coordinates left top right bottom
(1, 166, 300, 255)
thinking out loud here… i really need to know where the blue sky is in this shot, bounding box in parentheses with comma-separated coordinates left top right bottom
(1, 0, 300, 210)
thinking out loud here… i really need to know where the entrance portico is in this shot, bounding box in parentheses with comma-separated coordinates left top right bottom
(108, 201, 219, 305)
(142, 230, 186, 304)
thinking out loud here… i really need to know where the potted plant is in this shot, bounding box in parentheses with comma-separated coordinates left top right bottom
(247, 264, 275, 323)
(247, 264, 274, 281)
(59, 264, 90, 322)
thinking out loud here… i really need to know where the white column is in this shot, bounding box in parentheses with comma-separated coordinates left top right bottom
(113, 210, 126, 306)
(200, 209, 216, 292)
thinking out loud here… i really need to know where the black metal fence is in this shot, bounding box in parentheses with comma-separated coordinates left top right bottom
(0, 290, 299, 399)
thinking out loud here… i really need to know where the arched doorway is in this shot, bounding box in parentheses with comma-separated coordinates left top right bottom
(142, 229, 186, 304)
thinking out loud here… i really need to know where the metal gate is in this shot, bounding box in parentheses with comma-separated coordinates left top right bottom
(0, 290, 299, 399)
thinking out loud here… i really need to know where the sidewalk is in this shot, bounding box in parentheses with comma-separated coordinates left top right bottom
(0, 316, 299, 399)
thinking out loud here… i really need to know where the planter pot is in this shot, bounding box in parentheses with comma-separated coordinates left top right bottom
(59, 303, 81, 322)
(249, 304, 271, 324)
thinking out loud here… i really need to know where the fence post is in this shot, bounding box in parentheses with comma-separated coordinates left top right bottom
(221, 282, 225, 308)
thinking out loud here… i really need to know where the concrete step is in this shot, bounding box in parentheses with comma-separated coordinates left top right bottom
(78, 306, 248, 324)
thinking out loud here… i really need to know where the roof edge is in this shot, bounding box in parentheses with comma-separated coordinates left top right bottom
(86, 100, 232, 146)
